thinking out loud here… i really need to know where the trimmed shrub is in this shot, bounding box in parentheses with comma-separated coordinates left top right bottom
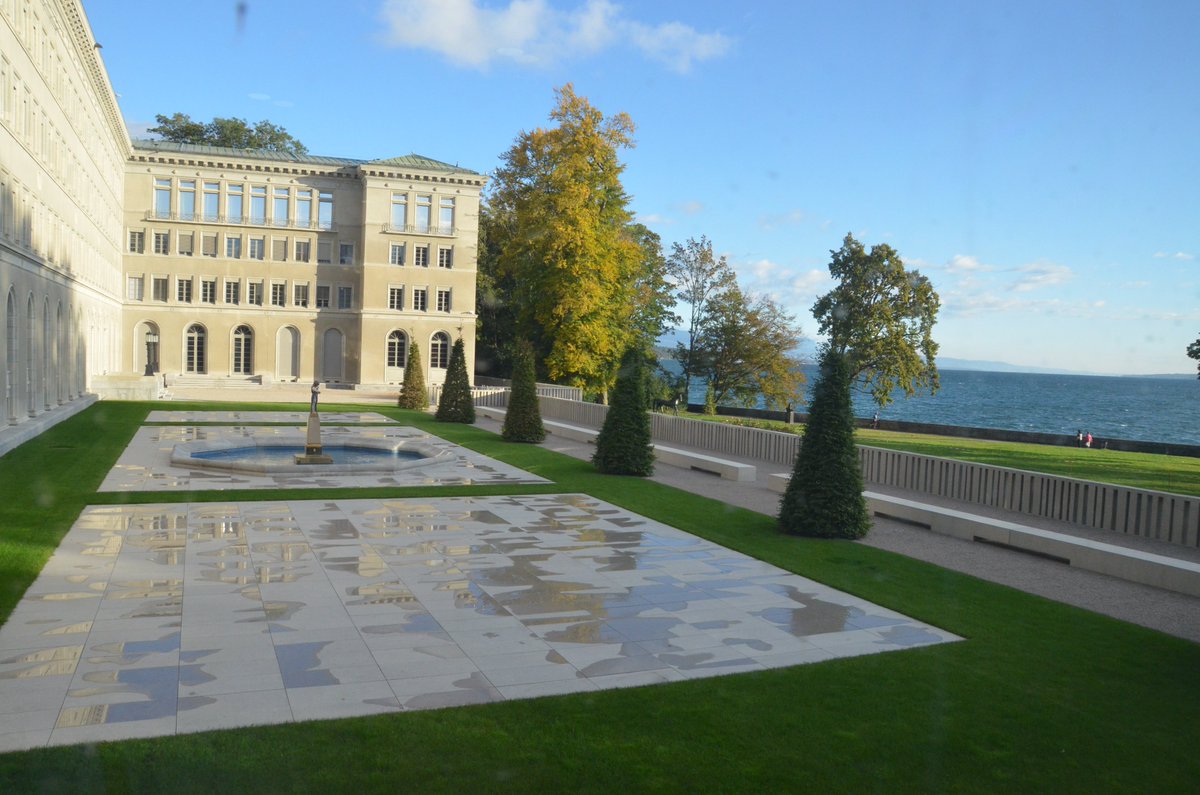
(502, 339, 546, 443)
(397, 343, 427, 410)
(593, 348, 655, 476)
(703, 382, 717, 415)
(435, 338, 475, 423)
(778, 347, 870, 538)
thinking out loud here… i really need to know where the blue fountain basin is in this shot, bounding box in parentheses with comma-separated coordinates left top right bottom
(170, 435, 452, 474)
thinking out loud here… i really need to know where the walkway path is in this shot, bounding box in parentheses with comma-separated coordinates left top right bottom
(473, 415, 1200, 644)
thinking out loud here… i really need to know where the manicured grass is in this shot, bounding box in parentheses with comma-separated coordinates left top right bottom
(0, 401, 1197, 793)
(683, 412, 1200, 497)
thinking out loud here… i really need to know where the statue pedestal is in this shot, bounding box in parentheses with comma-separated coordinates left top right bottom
(294, 411, 333, 465)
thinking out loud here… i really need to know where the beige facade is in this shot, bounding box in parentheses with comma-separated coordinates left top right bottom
(2, 0, 482, 439)
(121, 143, 484, 388)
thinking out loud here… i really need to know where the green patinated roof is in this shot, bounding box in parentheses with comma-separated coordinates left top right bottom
(131, 139, 481, 175)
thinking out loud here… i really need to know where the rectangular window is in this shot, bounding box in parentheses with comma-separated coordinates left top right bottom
(390, 192, 407, 229)
(436, 288, 451, 312)
(250, 185, 266, 224)
(248, 281, 263, 306)
(439, 196, 454, 234)
(126, 275, 144, 301)
(227, 184, 243, 223)
(388, 286, 404, 310)
(413, 245, 429, 268)
(339, 243, 354, 265)
(178, 180, 196, 221)
(177, 278, 193, 303)
(390, 243, 406, 266)
(273, 187, 289, 226)
(153, 231, 169, 255)
(437, 246, 453, 269)
(413, 288, 427, 312)
(225, 235, 242, 259)
(177, 232, 194, 256)
(296, 190, 312, 227)
(295, 240, 311, 262)
(315, 285, 330, 308)
(202, 233, 218, 257)
(318, 191, 333, 229)
(293, 283, 309, 307)
(154, 178, 170, 218)
(225, 280, 240, 304)
(337, 286, 353, 309)
(152, 276, 169, 302)
(415, 194, 431, 232)
(248, 237, 265, 260)
(203, 182, 220, 221)
(201, 279, 217, 304)
(271, 282, 286, 307)
(128, 230, 144, 253)
(272, 237, 287, 261)
(317, 241, 332, 264)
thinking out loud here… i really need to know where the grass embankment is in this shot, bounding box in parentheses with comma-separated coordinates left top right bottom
(688, 413, 1200, 497)
(0, 401, 1197, 793)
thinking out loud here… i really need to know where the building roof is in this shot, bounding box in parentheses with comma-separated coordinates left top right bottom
(130, 139, 481, 175)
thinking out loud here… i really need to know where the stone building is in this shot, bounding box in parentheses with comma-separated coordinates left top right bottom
(1, 0, 482, 443)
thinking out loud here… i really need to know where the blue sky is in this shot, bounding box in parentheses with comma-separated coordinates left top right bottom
(85, 0, 1199, 375)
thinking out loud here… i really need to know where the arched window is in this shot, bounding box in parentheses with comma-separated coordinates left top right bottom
(185, 324, 207, 374)
(430, 332, 450, 369)
(232, 325, 253, 374)
(387, 330, 407, 368)
(5, 290, 15, 421)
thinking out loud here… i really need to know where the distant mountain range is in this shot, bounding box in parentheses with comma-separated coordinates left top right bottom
(655, 331, 1192, 379)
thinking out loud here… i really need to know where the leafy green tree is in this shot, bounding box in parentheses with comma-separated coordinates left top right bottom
(703, 382, 717, 415)
(435, 338, 475, 423)
(397, 343, 427, 410)
(778, 347, 869, 539)
(1188, 335, 1200, 379)
(593, 348, 655, 476)
(812, 233, 940, 408)
(148, 113, 308, 155)
(696, 282, 805, 409)
(666, 236, 736, 401)
(489, 84, 644, 400)
(474, 203, 518, 379)
(502, 339, 546, 443)
(626, 223, 679, 352)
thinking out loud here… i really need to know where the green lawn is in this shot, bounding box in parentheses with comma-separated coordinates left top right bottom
(686, 412, 1200, 497)
(1, 401, 1197, 793)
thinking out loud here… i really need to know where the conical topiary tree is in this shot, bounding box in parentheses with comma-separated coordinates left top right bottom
(502, 339, 545, 442)
(397, 341, 427, 410)
(778, 346, 870, 538)
(592, 347, 654, 476)
(703, 381, 717, 415)
(435, 337, 475, 423)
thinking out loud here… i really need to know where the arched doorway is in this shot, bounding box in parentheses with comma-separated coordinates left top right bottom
(321, 328, 343, 381)
(385, 330, 407, 382)
(276, 326, 300, 381)
(136, 321, 161, 376)
(185, 324, 207, 374)
(232, 325, 253, 375)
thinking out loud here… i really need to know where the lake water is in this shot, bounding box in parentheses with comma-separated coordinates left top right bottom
(669, 365, 1200, 447)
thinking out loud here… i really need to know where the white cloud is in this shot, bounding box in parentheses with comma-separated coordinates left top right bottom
(1011, 262, 1073, 293)
(1153, 251, 1195, 261)
(946, 254, 992, 274)
(378, 0, 729, 72)
(678, 200, 705, 215)
(636, 212, 667, 224)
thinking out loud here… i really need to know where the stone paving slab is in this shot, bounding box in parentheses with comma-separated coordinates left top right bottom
(99, 426, 548, 492)
(146, 411, 397, 424)
(0, 495, 959, 752)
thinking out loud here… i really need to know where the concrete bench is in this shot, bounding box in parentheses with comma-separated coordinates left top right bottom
(653, 444, 756, 482)
(864, 491, 1200, 598)
(543, 419, 600, 444)
(476, 405, 507, 422)
(768, 473, 791, 493)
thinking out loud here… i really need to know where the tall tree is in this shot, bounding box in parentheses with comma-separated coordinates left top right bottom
(778, 347, 869, 539)
(474, 203, 518, 379)
(696, 282, 805, 409)
(397, 343, 427, 410)
(1188, 335, 1200, 379)
(149, 113, 308, 156)
(626, 223, 679, 353)
(592, 348, 655, 476)
(812, 233, 940, 408)
(435, 338, 475, 423)
(488, 84, 643, 400)
(665, 236, 736, 401)
(502, 339, 546, 443)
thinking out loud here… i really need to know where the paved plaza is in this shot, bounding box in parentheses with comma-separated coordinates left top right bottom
(0, 414, 959, 753)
